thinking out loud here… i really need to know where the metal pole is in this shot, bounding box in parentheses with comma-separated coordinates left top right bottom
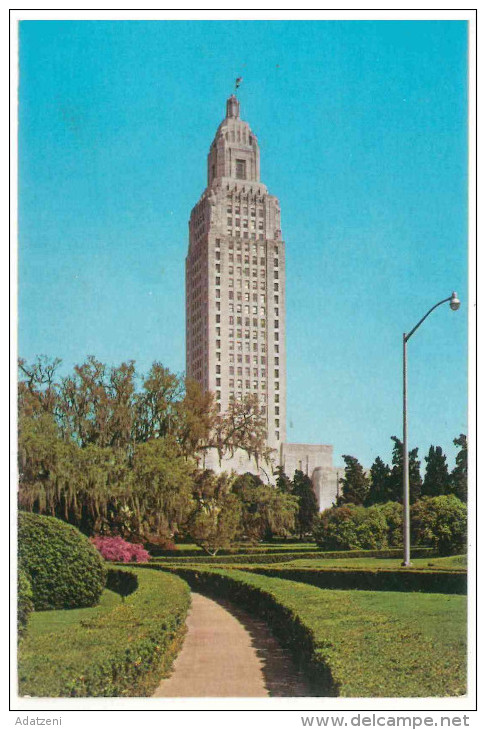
(402, 333, 411, 567)
(400, 292, 459, 568)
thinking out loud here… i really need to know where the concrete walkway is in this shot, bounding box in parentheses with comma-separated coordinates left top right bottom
(153, 592, 312, 697)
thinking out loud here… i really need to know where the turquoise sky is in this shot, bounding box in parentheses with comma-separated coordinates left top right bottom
(18, 20, 468, 469)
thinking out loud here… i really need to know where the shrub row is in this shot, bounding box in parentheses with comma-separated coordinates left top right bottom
(148, 544, 319, 558)
(18, 567, 191, 697)
(152, 547, 436, 565)
(18, 512, 106, 610)
(248, 566, 467, 595)
(314, 497, 467, 556)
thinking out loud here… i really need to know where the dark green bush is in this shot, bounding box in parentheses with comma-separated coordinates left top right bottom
(106, 568, 138, 600)
(313, 505, 389, 550)
(18, 568, 190, 697)
(411, 495, 467, 556)
(18, 567, 34, 639)
(18, 512, 106, 610)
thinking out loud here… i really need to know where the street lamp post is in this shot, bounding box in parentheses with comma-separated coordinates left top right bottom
(402, 291, 460, 567)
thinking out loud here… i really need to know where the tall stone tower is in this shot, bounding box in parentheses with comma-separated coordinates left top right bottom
(185, 94, 342, 503)
(186, 95, 286, 459)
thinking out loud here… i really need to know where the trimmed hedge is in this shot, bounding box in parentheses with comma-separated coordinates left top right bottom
(17, 568, 34, 639)
(155, 566, 466, 696)
(152, 547, 436, 565)
(18, 567, 191, 697)
(249, 566, 467, 595)
(18, 512, 106, 610)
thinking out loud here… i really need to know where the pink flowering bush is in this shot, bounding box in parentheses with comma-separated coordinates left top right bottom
(90, 536, 150, 563)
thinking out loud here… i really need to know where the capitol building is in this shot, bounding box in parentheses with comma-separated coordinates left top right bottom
(185, 95, 342, 510)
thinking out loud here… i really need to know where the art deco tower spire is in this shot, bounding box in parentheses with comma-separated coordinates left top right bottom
(186, 96, 286, 462)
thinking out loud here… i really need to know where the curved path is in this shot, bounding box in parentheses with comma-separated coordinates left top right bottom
(153, 592, 312, 697)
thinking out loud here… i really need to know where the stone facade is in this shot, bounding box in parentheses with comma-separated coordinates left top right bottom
(185, 95, 341, 512)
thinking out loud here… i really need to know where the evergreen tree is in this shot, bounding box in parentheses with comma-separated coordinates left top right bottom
(338, 455, 370, 506)
(291, 470, 318, 539)
(388, 436, 422, 504)
(422, 445, 450, 497)
(450, 434, 467, 503)
(275, 466, 293, 493)
(366, 456, 392, 505)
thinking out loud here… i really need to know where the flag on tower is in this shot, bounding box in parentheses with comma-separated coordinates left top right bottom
(235, 77, 243, 90)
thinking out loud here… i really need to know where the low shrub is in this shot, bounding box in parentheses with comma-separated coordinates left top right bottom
(18, 568, 34, 639)
(91, 536, 150, 563)
(18, 512, 106, 610)
(411, 495, 467, 556)
(105, 568, 139, 600)
(18, 567, 190, 697)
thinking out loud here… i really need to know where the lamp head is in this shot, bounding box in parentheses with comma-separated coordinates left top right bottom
(450, 291, 460, 311)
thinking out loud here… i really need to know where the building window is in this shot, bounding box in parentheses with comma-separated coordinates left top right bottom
(275, 394, 279, 403)
(216, 378, 221, 386)
(274, 320, 279, 329)
(276, 430, 280, 440)
(275, 381, 279, 390)
(216, 314, 220, 323)
(275, 406, 280, 415)
(275, 419, 279, 428)
(236, 159, 246, 180)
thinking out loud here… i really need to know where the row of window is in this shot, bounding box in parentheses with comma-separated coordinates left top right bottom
(227, 206, 263, 217)
(227, 218, 264, 230)
(215, 283, 280, 298)
(228, 346, 279, 363)
(216, 239, 279, 255)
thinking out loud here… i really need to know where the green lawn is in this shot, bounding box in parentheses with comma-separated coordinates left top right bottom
(172, 567, 467, 697)
(26, 588, 120, 637)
